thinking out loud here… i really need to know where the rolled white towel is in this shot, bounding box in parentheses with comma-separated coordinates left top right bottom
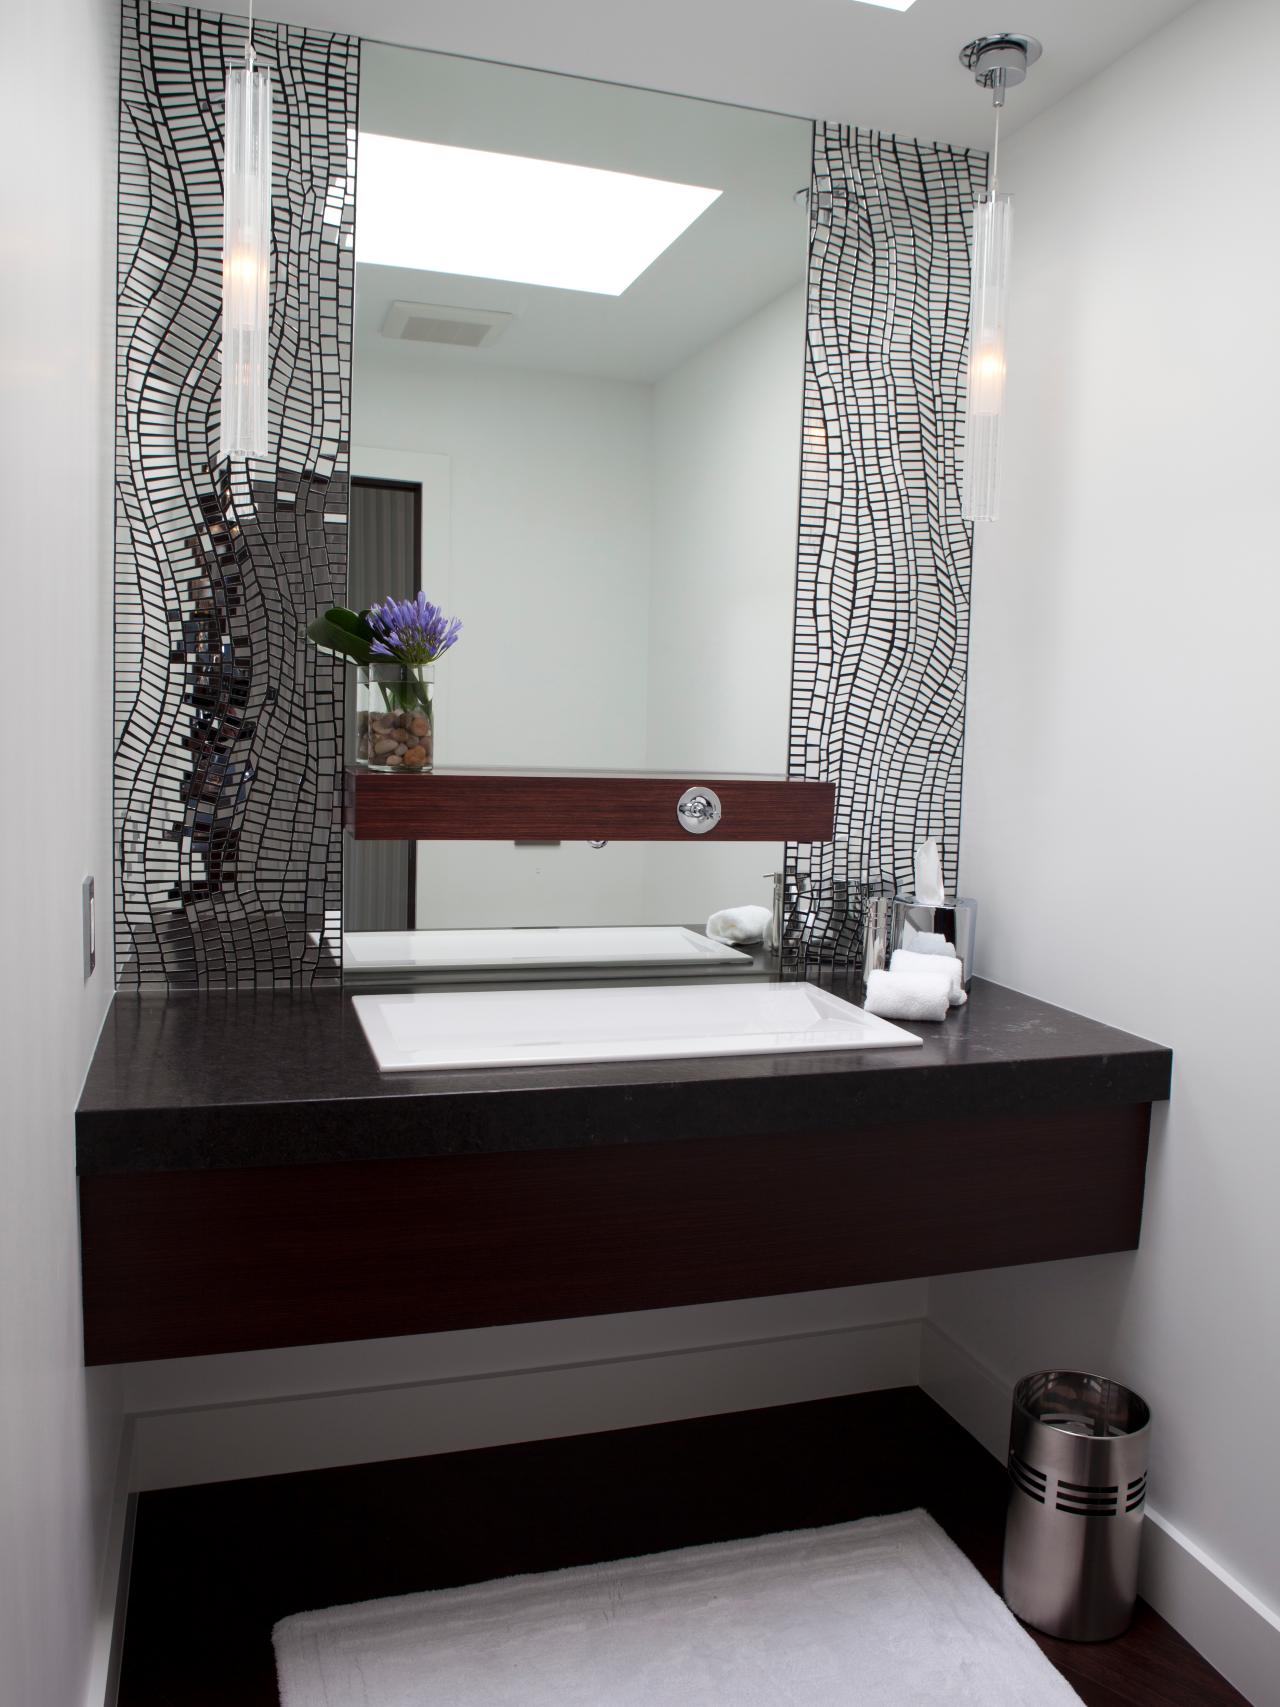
(901, 924, 957, 957)
(891, 948, 967, 1006)
(706, 904, 775, 948)
(864, 968, 950, 1023)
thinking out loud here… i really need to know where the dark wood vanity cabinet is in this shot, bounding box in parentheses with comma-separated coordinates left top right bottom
(79, 1103, 1152, 1365)
(75, 981, 1170, 1367)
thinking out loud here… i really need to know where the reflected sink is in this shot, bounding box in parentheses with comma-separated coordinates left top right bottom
(337, 925, 752, 974)
(353, 982, 923, 1072)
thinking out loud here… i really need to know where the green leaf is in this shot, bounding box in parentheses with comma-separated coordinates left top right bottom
(321, 606, 376, 645)
(307, 607, 376, 665)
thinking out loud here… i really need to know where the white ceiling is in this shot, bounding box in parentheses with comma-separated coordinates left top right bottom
(355, 44, 811, 384)
(249, 0, 1200, 387)
(256, 0, 1200, 148)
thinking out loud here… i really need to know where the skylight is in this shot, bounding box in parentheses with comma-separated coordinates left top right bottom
(355, 134, 723, 296)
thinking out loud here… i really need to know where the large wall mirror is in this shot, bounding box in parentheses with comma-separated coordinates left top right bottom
(344, 43, 812, 972)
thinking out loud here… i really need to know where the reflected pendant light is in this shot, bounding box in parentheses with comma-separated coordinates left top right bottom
(219, 2, 272, 460)
(959, 34, 1041, 523)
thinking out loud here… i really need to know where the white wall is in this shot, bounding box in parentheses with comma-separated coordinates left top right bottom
(0, 4, 125, 1706)
(353, 355, 654, 772)
(643, 283, 805, 919)
(646, 284, 803, 776)
(355, 285, 804, 930)
(119, 1282, 927, 1490)
(353, 354, 655, 925)
(928, 0, 1280, 1697)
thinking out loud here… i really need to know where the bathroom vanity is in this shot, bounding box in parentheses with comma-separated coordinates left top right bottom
(76, 980, 1169, 1366)
(91, 11, 1173, 1379)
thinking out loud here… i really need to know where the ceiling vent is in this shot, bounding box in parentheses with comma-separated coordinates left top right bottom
(380, 300, 514, 348)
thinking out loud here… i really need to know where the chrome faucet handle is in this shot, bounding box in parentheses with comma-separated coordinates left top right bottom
(676, 786, 722, 835)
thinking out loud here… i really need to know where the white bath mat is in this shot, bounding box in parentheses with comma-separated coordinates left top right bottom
(273, 1509, 1082, 1706)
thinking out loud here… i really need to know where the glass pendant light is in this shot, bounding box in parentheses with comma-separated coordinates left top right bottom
(959, 35, 1041, 523)
(220, 1, 272, 460)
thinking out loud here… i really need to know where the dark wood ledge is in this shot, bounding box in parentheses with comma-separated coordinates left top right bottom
(344, 767, 835, 841)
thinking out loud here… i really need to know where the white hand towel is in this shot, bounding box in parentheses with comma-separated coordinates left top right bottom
(706, 904, 775, 948)
(864, 968, 950, 1022)
(914, 840, 946, 905)
(891, 948, 967, 1006)
(901, 924, 957, 957)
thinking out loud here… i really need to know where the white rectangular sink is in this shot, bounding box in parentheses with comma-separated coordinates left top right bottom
(337, 925, 751, 974)
(353, 982, 923, 1072)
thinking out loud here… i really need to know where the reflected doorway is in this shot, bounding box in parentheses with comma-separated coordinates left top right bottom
(343, 476, 421, 931)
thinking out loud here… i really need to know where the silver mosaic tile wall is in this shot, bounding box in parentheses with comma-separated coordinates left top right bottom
(115, 0, 356, 987)
(787, 126, 985, 964)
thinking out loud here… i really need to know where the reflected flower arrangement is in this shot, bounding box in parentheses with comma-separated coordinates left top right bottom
(306, 592, 463, 775)
(367, 592, 463, 668)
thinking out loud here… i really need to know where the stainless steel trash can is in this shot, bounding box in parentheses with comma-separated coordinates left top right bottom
(1003, 1370, 1151, 1642)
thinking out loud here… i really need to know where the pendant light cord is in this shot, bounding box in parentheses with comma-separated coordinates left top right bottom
(990, 102, 1001, 195)
(246, 0, 255, 69)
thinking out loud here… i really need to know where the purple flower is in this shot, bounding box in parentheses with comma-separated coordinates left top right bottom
(366, 591, 462, 668)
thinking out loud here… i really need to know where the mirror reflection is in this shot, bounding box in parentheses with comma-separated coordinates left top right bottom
(345, 44, 812, 967)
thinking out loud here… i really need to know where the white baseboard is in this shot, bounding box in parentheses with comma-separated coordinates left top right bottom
(81, 1417, 135, 1707)
(918, 1318, 1010, 1457)
(920, 1321, 1280, 1707)
(130, 1316, 922, 1491)
(1140, 1507, 1280, 1707)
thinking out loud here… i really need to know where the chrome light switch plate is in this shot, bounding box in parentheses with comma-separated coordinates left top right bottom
(82, 875, 96, 979)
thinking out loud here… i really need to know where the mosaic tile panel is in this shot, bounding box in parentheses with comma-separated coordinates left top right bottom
(786, 126, 985, 967)
(115, 0, 356, 987)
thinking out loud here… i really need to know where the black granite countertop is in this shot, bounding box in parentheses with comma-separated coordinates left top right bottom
(76, 978, 1171, 1176)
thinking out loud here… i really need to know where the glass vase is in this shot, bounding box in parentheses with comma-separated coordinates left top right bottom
(356, 663, 434, 773)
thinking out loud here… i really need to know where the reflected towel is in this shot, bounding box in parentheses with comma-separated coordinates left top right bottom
(891, 948, 966, 1006)
(864, 968, 951, 1022)
(706, 905, 775, 948)
(901, 924, 958, 957)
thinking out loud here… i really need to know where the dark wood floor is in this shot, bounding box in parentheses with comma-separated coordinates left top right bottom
(118, 1389, 1248, 1706)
